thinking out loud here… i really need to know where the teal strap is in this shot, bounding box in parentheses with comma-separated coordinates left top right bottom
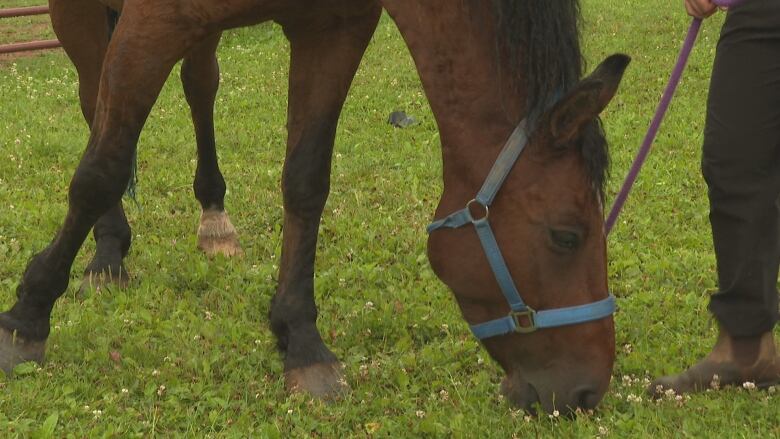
(474, 120, 528, 206)
(472, 216, 526, 311)
(469, 295, 616, 339)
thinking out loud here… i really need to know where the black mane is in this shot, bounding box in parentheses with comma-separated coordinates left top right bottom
(493, 0, 609, 195)
(493, 0, 582, 116)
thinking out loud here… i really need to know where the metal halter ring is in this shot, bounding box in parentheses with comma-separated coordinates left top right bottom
(466, 199, 489, 223)
(511, 308, 537, 334)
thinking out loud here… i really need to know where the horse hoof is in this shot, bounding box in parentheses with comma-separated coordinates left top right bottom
(285, 362, 349, 400)
(197, 209, 243, 257)
(79, 270, 129, 295)
(0, 327, 46, 376)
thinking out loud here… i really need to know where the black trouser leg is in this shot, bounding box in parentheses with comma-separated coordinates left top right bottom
(703, 0, 780, 337)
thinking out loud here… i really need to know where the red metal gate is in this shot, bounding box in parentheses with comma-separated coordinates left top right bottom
(0, 6, 61, 55)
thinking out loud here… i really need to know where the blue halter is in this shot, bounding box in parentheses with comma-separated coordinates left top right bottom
(427, 119, 616, 339)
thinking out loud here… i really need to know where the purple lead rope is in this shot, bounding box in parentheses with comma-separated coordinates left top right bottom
(605, 0, 744, 235)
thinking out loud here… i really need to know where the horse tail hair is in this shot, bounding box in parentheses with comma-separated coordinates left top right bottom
(105, 8, 139, 203)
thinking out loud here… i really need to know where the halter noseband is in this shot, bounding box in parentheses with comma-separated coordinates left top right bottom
(427, 119, 616, 340)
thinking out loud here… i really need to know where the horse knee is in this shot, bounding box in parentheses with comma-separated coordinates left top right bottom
(69, 149, 133, 216)
(282, 170, 330, 218)
(281, 137, 333, 218)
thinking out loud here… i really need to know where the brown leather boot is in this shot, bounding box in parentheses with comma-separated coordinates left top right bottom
(648, 328, 780, 397)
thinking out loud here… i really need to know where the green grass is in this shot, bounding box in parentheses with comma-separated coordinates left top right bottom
(0, 0, 777, 437)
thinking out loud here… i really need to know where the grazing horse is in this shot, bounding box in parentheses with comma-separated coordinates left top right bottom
(47, 0, 241, 293)
(0, 0, 629, 415)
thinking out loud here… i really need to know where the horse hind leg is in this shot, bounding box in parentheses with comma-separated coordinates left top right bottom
(269, 3, 381, 398)
(0, 10, 201, 374)
(49, 0, 131, 292)
(180, 32, 242, 257)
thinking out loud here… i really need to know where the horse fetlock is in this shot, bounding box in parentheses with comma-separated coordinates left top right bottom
(0, 323, 46, 375)
(197, 208, 242, 257)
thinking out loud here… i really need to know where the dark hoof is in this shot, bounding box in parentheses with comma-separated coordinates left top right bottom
(197, 209, 243, 257)
(285, 362, 349, 400)
(0, 327, 46, 376)
(79, 269, 129, 295)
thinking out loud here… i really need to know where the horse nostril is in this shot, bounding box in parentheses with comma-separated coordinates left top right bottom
(572, 386, 602, 410)
(501, 376, 540, 412)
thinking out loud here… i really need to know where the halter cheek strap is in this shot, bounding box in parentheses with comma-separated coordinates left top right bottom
(427, 119, 616, 340)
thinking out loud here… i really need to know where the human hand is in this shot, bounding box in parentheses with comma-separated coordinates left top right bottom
(684, 0, 719, 18)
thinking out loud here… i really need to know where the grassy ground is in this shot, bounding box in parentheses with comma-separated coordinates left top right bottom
(0, 0, 777, 437)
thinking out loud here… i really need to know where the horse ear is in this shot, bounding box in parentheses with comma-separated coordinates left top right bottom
(548, 54, 631, 145)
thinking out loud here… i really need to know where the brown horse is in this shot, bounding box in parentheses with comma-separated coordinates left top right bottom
(0, 0, 629, 415)
(47, 0, 241, 294)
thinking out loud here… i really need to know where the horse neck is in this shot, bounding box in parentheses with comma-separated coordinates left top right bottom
(382, 1, 528, 200)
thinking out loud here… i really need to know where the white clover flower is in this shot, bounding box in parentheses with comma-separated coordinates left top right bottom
(415, 410, 426, 418)
(710, 374, 721, 390)
(742, 381, 756, 390)
(626, 393, 643, 403)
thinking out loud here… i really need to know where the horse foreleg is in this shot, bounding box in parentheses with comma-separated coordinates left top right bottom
(49, 0, 132, 292)
(269, 3, 381, 398)
(181, 32, 242, 257)
(0, 11, 199, 374)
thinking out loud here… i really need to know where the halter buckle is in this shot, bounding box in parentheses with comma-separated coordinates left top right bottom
(511, 308, 537, 333)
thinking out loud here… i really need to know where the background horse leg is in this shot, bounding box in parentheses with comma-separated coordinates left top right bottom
(181, 32, 242, 257)
(270, 3, 381, 398)
(50, 0, 131, 291)
(0, 10, 199, 374)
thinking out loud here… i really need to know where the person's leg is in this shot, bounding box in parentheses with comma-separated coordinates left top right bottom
(649, 0, 780, 396)
(705, 4, 780, 338)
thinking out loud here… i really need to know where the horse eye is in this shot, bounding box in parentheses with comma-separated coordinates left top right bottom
(550, 229, 581, 251)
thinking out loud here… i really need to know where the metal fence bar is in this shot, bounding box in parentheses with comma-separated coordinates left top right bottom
(0, 6, 50, 19)
(0, 39, 61, 55)
(0, 5, 60, 55)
